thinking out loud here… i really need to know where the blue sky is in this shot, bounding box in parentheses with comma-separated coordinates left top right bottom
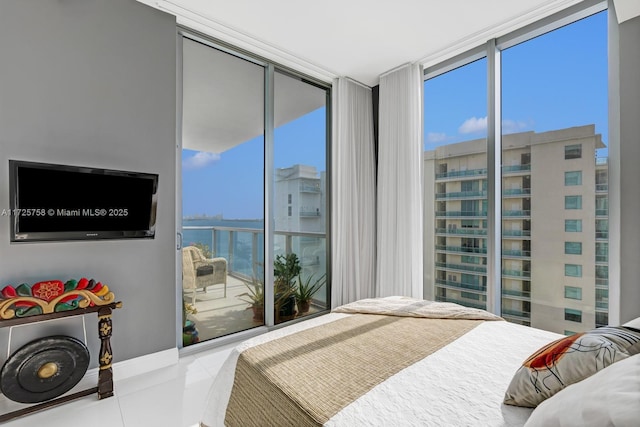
(183, 10, 607, 220)
(424, 10, 608, 153)
(182, 107, 326, 219)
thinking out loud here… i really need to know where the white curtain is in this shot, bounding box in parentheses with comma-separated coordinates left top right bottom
(376, 63, 424, 299)
(331, 77, 377, 308)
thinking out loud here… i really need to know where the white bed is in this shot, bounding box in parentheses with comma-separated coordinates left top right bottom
(200, 297, 564, 427)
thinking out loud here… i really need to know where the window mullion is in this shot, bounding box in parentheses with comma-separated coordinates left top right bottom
(264, 64, 275, 326)
(486, 39, 502, 316)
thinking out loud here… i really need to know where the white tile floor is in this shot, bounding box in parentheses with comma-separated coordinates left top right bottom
(2, 344, 235, 427)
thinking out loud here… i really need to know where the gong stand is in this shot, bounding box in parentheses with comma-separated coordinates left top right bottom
(0, 279, 122, 423)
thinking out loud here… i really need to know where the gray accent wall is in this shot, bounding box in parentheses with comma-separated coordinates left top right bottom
(0, 0, 177, 364)
(618, 14, 640, 323)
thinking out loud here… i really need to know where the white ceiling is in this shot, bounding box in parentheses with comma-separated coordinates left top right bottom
(142, 0, 591, 86)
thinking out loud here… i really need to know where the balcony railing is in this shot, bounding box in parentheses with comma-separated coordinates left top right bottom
(435, 228, 487, 236)
(502, 164, 531, 173)
(502, 269, 531, 278)
(501, 308, 531, 319)
(502, 249, 531, 258)
(502, 210, 531, 217)
(435, 245, 487, 254)
(435, 279, 486, 292)
(435, 190, 486, 199)
(299, 184, 321, 193)
(596, 208, 608, 216)
(502, 230, 531, 237)
(435, 211, 487, 217)
(435, 168, 486, 180)
(435, 296, 486, 310)
(502, 188, 531, 196)
(182, 225, 326, 281)
(502, 288, 531, 298)
(596, 184, 608, 192)
(300, 209, 321, 217)
(596, 254, 609, 263)
(435, 262, 487, 274)
(596, 231, 609, 239)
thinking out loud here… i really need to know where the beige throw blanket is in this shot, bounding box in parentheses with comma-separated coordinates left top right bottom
(224, 297, 502, 426)
(333, 295, 503, 321)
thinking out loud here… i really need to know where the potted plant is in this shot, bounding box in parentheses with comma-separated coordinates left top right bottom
(295, 273, 326, 315)
(274, 253, 301, 321)
(182, 300, 200, 346)
(237, 278, 264, 322)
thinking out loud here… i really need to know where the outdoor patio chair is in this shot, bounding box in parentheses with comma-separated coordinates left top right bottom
(182, 246, 228, 304)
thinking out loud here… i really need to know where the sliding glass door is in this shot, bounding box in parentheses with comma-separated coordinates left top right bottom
(180, 38, 266, 345)
(179, 35, 331, 346)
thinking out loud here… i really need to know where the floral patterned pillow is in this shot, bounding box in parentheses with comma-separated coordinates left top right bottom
(504, 326, 640, 407)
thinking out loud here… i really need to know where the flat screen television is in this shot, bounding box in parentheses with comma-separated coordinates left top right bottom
(9, 160, 158, 242)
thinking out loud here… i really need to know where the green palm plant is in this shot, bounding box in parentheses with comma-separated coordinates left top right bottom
(295, 273, 326, 314)
(237, 277, 265, 322)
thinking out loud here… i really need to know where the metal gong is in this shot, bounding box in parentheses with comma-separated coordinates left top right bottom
(0, 335, 90, 403)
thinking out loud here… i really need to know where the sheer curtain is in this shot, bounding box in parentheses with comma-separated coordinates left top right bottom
(331, 77, 377, 308)
(376, 63, 424, 299)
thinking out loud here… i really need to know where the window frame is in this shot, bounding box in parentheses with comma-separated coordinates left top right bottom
(422, 0, 611, 321)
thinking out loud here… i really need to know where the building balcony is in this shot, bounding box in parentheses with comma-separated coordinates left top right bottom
(501, 249, 531, 259)
(596, 278, 609, 288)
(502, 210, 531, 218)
(596, 301, 609, 310)
(435, 296, 486, 310)
(596, 208, 608, 217)
(596, 254, 608, 263)
(502, 164, 531, 174)
(435, 245, 487, 255)
(501, 288, 531, 299)
(435, 262, 487, 274)
(435, 190, 486, 200)
(501, 308, 531, 320)
(435, 228, 487, 236)
(435, 279, 486, 293)
(299, 184, 321, 193)
(596, 184, 608, 192)
(435, 211, 487, 218)
(596, 231, 609, 240)
(502, 188, 531, 197)
(299, 209, 321, 217)
(501, 229, 531, 238)
(435, 168, 486, 180)
(502, 269, 531, 279)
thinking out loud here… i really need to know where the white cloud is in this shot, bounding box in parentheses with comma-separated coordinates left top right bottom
(427, 132, 448, 143)
(183, 152, 221, 170)
(459, 116, 487, 134)
(502, 119, 531, 134)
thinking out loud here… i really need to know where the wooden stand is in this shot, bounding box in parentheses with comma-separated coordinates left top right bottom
(0, 279, 122, 423)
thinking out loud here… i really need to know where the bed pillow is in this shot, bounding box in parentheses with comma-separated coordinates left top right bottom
(524, 353, 640, 427)
(503, 325, 640, 407)
(623, 316, 640, 329)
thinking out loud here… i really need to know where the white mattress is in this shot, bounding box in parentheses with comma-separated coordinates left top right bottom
(200, 313, 562, 427)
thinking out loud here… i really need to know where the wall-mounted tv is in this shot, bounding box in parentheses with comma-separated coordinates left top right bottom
(9, 160, 158, 242)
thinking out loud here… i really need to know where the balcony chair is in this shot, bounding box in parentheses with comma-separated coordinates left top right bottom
(182, 246, 228, 305)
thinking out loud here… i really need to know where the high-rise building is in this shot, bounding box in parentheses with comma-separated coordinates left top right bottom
(424, 125, 608, 335)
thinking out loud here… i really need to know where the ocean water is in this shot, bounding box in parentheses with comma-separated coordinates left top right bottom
(182, 218, 264, 278)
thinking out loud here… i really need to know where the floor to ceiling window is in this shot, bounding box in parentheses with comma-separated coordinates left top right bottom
(423, 57, 488, 308)
(179, 35, 331, 346)
(273, 71, 330, 324)
(423, 1, 608, 335)
(501, 10, 608, 333)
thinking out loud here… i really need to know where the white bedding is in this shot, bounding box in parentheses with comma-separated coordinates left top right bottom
(200, 312, 562, 427)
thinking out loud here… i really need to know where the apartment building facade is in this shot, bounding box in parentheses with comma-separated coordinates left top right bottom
(424, 125, 608, 335)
